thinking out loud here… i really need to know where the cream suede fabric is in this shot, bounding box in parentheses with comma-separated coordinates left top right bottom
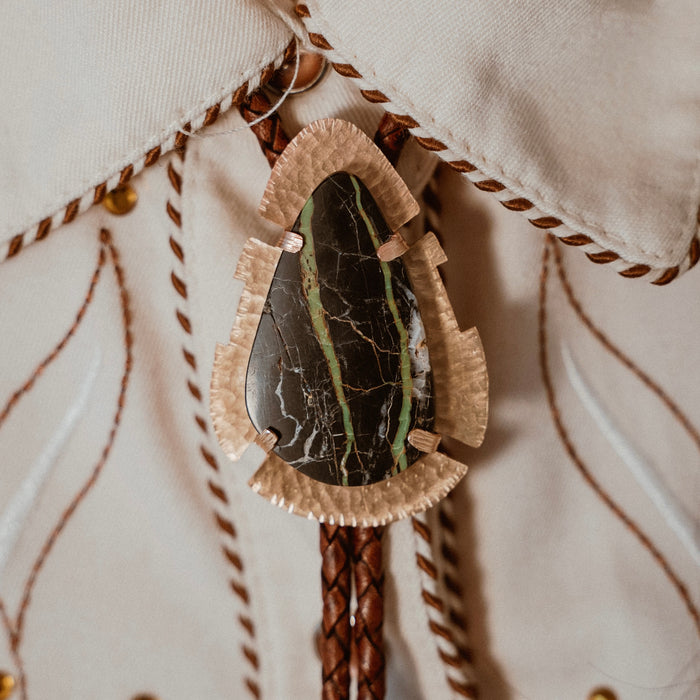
(1, 2, 699, 699)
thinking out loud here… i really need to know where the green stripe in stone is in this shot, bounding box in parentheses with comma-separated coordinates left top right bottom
(297, 196, 356, 485)
(351, 175, 412, 474)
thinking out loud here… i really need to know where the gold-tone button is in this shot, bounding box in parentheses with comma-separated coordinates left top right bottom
(269, 49, 327, 94)
(588, 689, 617, 700)
(0, 672, 15, 700)
(131, 695, 159, 700)
(103, 184, 138, 215)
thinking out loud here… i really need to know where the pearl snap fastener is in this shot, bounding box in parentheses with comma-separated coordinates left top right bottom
(103, 184, 138, 215)
(269, 49, 327, 94)
(588, 689, 617, 700)
(0, 672, 15, 700)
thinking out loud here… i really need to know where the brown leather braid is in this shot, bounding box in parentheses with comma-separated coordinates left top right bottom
(320, 524, 353, 700)
(239, 91, 291, 167)
(352, 527, 386, 700)
(374, 112, 410, 166)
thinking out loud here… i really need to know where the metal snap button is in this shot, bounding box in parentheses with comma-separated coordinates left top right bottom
(103, 184, 138, 215)
(588, 689, 617, 700)
(0, 672, 15, 700)
(269, 49, 327, 95)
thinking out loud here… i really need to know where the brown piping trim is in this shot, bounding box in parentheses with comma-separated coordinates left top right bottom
(63, 199, 80, 224)
(294, 11, 697, 285)
(165, 152, 261, 697)
(587, 250, 619, 264)
(501, 197, 534, 212)
(308, 32, 333, 50)
(360, 89, 390, 104)
(539, 236, 700, 638)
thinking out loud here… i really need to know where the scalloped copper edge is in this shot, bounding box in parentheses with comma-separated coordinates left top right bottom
(249, 450, 468, 527)
(259, 118, 420, 232)
(404, 233, 489, 447)
(210, 238, 282, 460)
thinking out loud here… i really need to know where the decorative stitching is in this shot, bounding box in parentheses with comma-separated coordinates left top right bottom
(165, 154, 261, 698)
(411, 514, 479, 699)
(0, 41, 294, 265)
(0, 228, 134, 700)
(0, 246, 106, 428)
(293, 7, 699, 284)
(553, 241, 700, 453)
(539, 235, 700, 638)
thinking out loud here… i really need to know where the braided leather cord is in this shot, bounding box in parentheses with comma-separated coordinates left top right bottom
(239, 91, 291, 167)
(320, 524, 353, 700)
(352, 527, 386, 700)
(373, 112, 410, 166)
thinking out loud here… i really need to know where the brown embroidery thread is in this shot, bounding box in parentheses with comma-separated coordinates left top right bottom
(0, 245, 106, 428)
(538, 235, 700, 638)
(0, 228, 134, 700)
(552, 241, 700, 454)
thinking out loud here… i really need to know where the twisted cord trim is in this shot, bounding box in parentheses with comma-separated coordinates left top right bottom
(411, 514, 479, 699)
(0, 41, 295, 265)
(166, 153, 262, 697)
(293, 4, 699, 285)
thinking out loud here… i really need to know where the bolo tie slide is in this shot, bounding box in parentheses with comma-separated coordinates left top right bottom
(210, 94, 488, 699)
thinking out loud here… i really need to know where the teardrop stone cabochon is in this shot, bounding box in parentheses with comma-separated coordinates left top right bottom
(245, 172, 434, 487)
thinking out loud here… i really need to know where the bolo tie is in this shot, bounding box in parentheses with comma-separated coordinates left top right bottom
(209, 79, 488, 700)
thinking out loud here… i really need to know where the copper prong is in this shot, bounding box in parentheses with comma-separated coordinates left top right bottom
(376, 232, 409, 262)
(277, 230, 304, 253)
(407, 428, 442, 453)
(255, 429, 279, 453)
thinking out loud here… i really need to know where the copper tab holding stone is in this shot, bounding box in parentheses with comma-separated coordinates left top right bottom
(255, 428, 279, 453)
(277, 230, 304, 253)
(376, 232, 409, 262)
(407, 429, 442, 453)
